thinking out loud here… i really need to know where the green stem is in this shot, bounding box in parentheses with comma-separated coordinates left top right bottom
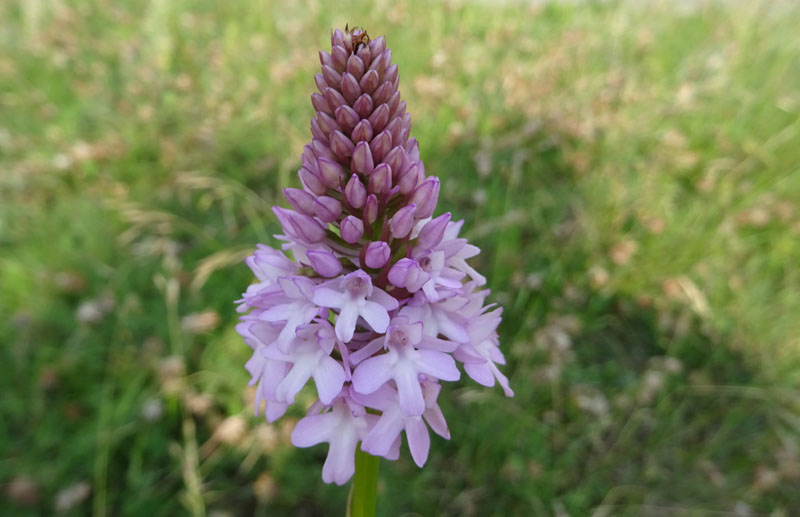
(349, 444, 380, 517)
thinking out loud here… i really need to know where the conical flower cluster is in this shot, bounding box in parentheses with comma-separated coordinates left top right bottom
(237, 27, 513, 485)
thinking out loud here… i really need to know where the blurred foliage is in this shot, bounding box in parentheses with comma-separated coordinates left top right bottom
(2, 0, 800, 515)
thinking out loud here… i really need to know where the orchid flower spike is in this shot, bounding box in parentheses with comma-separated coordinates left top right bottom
(236, 26, 512, 486)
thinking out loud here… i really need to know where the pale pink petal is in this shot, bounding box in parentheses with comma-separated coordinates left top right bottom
(313, 356, 346, 405)
(438, 315, 470, 343)
(405, 417, 430, 467)
(335, 304, 359, 343)
(368, 287, 400, 310)
(322, 425, 358, 485)
(421, 280, 439, 302)
(361, 411, 404, 457)
(291, 413, 333, 446)
(275, 360, 313, 403)
(249, 320, 282, 346)
(437, 276, 464, 289)
(395, 363, 425, 416)
(278, 276, 301, 298)
(404, 321, 424, 344)
(322, 437, 358, 485)
(464, 361, 495, 387)
(359, 300, 390, 333)
(419, 335, 458, 353)
(260, 304, 295, 322)
(244, 350, 266, 384)
(453, 344, 485, 364)
(470, 317, 500, 343)
(423, 404, 450, 439)
(266, 401, 288, 422)
(416, 350, 460, 382)
(260, 358, 290, 400)
(489, 362, 515, 397)
(348, 336, 385, 366)
(385, 435, 401, 461)
(489, 345, 506, 365)
(313, 287, 345, 308)
(351, 354, 395, 395)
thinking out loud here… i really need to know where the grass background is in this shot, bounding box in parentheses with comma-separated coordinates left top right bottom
(2, 0, 800, 515)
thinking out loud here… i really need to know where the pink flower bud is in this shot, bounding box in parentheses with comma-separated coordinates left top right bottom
(353, 93, 374, 118)
(369, 130, 392, 162)
(384, 64, 399, 87)
(306, 249, 342, 277)
(417, 212, 451, 250)
(364, 241, 390, 268)
(359, 69, 379, 94)
(368, 103, 390, 133)
(311, 93, 332, 116)
(314, 73, 327, 95)
(372, 82, 392, 106)
(340, 215, 364, 244)
(406, 138, 420, 160)
(341, 72, 361, 104)
(321, 65, 341, 88)
(331, 46, 348, 70)
(313, 196, 342, 223)
(335, 105, 359, 131)
(410, 177, 440, 219)
(324, 87, 347, 111)
(369, 52, 386, 75)
(368, 35, 386, 56)
(388, 258, 429, 292)
(389, 204, 416, 239)
(319, 50, 333, 68)
(393, 100, 407, 119)
(386, 91, 401, 116)
(344, 174, 367, 209)
(298, 167, 327, 196)
(364, 195, 379, 225)
(310, 118, 327, 141)
(351, 141, 374, 174)
(317, 157, 344, 188)
(396, 162, 420, 194)
(346, 54, 365, 79)
(383, 146, 405, 174)
(351, 120, 373, 143)
(331, 28, 344, 47)
(272, 207, 326, 244)
(369, 163, 391, 196)
(356, 42, 371, 64)
(283, 188, 315, 215)
(330, 130, 355, 160)
(312, 137, 336, 161)
(317, 112, 341, 136)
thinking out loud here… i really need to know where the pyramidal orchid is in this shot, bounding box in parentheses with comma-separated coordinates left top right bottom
(236, 26, 513, 502)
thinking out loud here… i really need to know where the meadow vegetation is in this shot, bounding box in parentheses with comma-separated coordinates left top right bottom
(2, 0, 799, 515)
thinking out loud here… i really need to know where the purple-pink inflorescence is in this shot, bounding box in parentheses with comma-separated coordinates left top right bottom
(237, 27, 513, 485)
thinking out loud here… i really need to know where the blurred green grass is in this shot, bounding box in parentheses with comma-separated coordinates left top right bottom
(2, 0, 800, 515)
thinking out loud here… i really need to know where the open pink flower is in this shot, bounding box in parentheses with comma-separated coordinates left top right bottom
(291, 398, 372, 485)
(351, 317, 460, 416)
(312, 270, 398, 343)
